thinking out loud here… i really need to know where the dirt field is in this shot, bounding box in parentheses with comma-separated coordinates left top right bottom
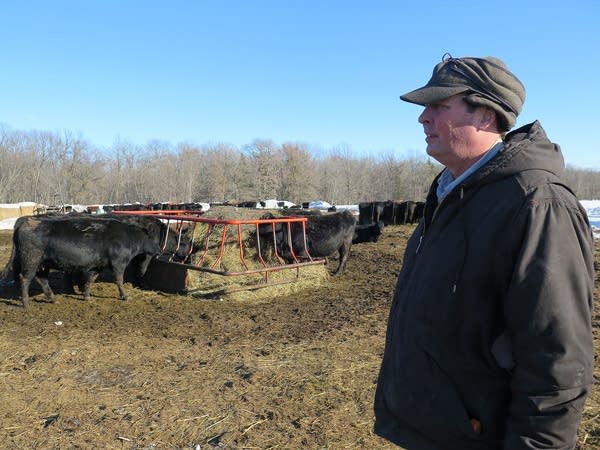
(0, 218, 598, 449)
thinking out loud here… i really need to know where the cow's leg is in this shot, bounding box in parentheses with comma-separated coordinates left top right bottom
(332, 243, 350, 276)
(18, 273, 32, 308)
(17, 256, 43, 307)
(82, 272, 99, 301)
(35, 276, 55, 303)
(109, 256, 131, 300)
(137, 254, 153, 278)
(35, 266, 55, 303)
(113, 270, 128, 301)
(132, 254, 153, 288)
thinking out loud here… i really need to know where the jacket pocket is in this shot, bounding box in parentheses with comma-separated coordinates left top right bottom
(382, 344, 481, 449)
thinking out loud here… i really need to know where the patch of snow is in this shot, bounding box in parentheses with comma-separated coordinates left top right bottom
(335, 204, 359, 212)
(581, 200, 600, 238)
(0, 201, 38, 208)
(0, 217, 18, 230)
(308, 200, 332, 210)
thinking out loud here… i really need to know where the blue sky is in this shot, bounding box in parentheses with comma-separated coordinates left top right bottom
(1, 1, 599, 168)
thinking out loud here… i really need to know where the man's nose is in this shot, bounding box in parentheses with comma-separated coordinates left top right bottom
(418, 108, 430, 124)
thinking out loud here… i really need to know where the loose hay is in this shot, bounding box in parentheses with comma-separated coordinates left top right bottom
(0, 227, 598, 449)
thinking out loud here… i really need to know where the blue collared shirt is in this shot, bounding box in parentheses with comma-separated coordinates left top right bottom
(436, 140, 504, 202)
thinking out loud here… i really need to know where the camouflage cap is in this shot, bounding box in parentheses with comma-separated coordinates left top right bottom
(400, 54, 526, 131)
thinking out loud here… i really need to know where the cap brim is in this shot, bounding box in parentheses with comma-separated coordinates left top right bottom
(400, 85, 469, 106)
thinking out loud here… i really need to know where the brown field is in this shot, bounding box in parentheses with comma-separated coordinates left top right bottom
(0, 214, 598, 449)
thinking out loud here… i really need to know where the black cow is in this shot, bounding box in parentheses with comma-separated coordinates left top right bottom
(97, 214, 197, 289)
(238, 201, 259, 208)
(101, 213, 196, 263)
(358, 201, 390, 225)
(379, 201, 405, 225)
(8, 213, 195, 281)
(378, 200, 425, 225)
(2, 215, 195, 307)
(353, 220, 385, 244)
(412, 201, 426, 223)
(404, 200, 417, 224)
(258, 210, 357, 275)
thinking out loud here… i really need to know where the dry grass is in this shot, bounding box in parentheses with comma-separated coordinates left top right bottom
(0, 212, 598, 449)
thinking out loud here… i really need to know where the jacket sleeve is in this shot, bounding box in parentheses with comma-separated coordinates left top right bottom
(503, 192, 595, 449)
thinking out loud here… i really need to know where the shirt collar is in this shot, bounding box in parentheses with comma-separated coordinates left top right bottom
(436, 140, 504, 201)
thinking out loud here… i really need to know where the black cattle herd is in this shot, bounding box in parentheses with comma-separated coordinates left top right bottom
(1, 200, 424, 308)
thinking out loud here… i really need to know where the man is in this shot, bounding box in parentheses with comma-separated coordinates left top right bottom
(374, 54, 595, 449)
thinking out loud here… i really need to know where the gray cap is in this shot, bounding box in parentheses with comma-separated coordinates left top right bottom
(400, 54, 526, 131)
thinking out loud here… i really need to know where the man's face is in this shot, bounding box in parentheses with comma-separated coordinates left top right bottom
(418, 94, 483, 174)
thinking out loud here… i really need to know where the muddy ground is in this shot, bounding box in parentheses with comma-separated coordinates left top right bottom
(0, 220, 598, 449)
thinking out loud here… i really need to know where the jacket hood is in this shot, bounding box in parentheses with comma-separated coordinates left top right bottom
(463, 121, 564, 189)
(420, 121, 566, 295)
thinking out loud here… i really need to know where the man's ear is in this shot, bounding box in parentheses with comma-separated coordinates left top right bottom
(479, 107, 497, 130)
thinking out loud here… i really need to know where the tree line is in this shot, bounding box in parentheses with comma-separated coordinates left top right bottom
(1, 125, 598, 207)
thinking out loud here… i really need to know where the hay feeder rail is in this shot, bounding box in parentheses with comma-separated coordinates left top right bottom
(118, 210, 327, 294)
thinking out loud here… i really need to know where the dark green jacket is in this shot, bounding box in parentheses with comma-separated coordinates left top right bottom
(374, 121, 594, 450)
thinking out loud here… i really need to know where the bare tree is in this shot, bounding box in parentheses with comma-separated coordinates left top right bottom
(139, 140, 178, 203)
(194, 143, 241, 203)
(1, 123, 599, 208)
(49, 131, 103, 204)
(318, 145, 367, 204)
(22, 130, 57, 203)
(278, 142, 318, 203)
(104, 139, 138, 204)
(233, 151, 257, 202)
(565, 165, 600, 200)
(0, 126, 26, 202)
(172, 143, 201, 203)
(112, 140, 146, 204)
(244, 139, 280, 200)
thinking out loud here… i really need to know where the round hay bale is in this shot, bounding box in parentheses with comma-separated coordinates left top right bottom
(184, 206, 330, 301)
